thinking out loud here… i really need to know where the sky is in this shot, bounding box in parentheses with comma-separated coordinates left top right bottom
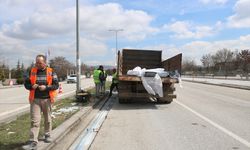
(0, 0, 250, 68)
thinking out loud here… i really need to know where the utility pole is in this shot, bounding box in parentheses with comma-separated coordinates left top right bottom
(109, 29, 123, 66)
(76, 0, 81, 92)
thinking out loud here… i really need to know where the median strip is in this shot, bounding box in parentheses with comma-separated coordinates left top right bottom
(182, 79, 250, 90)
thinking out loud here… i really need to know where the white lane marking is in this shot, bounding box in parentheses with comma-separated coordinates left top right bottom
(175, 100, 250, 148)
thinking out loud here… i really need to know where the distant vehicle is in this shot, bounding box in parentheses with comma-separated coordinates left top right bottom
(67, 74, 77, 83)
(85, 72, 91, 78)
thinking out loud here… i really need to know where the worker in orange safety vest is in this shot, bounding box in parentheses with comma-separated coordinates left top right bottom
(24, 54, 59, 149)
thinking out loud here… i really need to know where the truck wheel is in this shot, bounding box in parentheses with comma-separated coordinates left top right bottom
(119, 98, 127, 104)
(157, 97, 173, 104)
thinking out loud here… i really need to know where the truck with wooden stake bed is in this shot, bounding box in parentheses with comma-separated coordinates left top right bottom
(117, 49, 182, 104)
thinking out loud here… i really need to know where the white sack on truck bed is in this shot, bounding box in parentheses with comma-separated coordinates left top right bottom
(127, 66, 144, 76)
(127, 67, 170, 77)
(126, 67, 180, 78)
(141, 74, 163, 97)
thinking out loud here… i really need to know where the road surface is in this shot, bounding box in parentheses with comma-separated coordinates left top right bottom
(87, 81, 250, 150)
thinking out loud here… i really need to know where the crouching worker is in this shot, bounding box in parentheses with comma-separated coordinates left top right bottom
(24, 54, 59, 149)
(109, 68, 119, 97)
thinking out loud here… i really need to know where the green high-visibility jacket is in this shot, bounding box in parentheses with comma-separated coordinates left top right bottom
(93, 69, 101, 83)
(112, 72, 118, 84)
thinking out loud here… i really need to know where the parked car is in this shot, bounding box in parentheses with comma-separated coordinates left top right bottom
(85, 72, 91, 78)
(67, 74, 77, 83)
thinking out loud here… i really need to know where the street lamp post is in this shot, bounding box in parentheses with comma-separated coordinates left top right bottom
(76, 0, 81, 92)
(109, 29, 123, 66)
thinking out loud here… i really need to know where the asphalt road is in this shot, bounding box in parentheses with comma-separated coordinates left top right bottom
(0, 78, 95, 123)
(89, 81, 250, 150)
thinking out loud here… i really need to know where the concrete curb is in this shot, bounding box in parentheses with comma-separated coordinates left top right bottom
(182, 76, 250, 81)
(39, 95, 108, 150)
(0, 105, 30, 125)
(182, 79, 250, 91)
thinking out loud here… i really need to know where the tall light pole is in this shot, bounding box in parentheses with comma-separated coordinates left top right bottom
(109, 29, 123, 66)
(76, 0, 81, 92)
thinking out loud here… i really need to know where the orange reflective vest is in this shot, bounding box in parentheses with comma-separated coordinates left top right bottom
(29, 67, 57, 103)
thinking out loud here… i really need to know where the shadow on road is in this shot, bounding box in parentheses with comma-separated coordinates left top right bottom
(109, 95, 169, 111)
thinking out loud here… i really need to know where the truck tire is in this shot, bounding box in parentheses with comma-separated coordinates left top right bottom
(157, 97, 173, 104)
(119, 98, 127, 104)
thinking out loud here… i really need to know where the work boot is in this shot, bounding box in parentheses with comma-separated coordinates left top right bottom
(29, 141, 37, 150)
(44, 134, 52, 143)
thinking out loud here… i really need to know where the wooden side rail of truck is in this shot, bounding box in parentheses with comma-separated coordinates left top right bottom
(117, 49, 182, 104)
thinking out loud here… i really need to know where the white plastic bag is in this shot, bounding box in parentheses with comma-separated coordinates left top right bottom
(141, 77, 155, 95)
(141, 74, 163, 97)
(144, 68, 169, 77)
(127, 66, 146, 77)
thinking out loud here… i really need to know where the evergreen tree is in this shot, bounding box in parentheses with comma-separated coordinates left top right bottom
(14, 59, 25, 84)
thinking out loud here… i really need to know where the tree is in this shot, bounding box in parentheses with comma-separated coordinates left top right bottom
(0, 63, 9, 81)
(21, 62, 25, 71)
(11, 60, 25, 84)
(0, 55, 9, 81)
(15, 60, 23, 78)
(182, 57, 197, 75)
(26, 61, 35, 72)
(50, 56, 75, 81)
(81, 63, 90, 74)
(201, 54, 213, 73)
(238, 49, 250, 79)
(212, 48, 234, 76)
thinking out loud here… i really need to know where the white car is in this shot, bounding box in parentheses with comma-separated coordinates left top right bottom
(67, 74, 77, 83)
